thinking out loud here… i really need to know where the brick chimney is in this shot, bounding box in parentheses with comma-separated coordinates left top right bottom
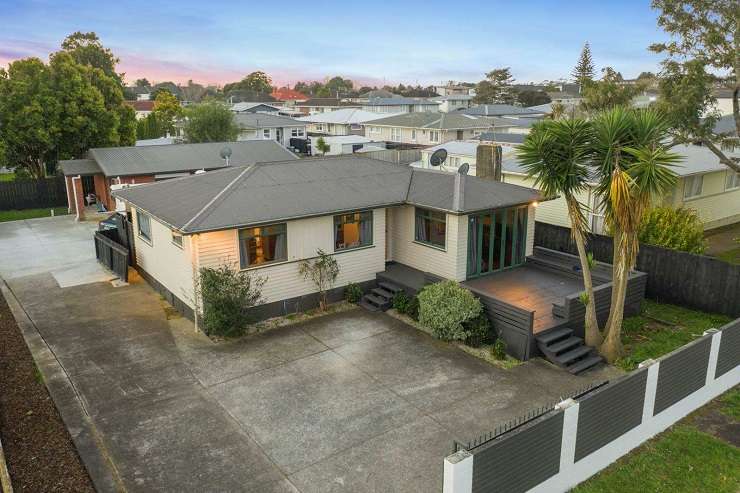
(476, 144, 502, 181)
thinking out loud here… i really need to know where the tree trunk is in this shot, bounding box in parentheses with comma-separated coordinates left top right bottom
(602, 229, 622, 339)
(600, 252, 629, 362)
(571, 225, 602, 347)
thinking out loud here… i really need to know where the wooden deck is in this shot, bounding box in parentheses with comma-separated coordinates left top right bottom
(463, 265, 585, 333)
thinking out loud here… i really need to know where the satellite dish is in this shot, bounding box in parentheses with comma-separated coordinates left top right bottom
(458, 163, 470, 175)
(430, 148, 447, 167)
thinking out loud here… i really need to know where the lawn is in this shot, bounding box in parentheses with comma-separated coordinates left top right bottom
(572, 387, 740, 493)
(615, 300, 731, 371)
(0, 207, 70, 223)
(717, 246, 740, 265)
(0, 173, 16, 182)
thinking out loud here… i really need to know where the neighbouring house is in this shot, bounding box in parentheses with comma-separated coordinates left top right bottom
(271, 87, 309, 105)
(461, 104, 546, 118)
(712, 88, 736, 116)
(294, 98, 361, 115)
(136, 137, 176, 146)
(112, 156, 541, 327)
(351, 89, 400, 102)
(546, 91, 583, 105)
(419, 140, 740, 232)
(234, 113, 308, 146)
(431, 94, 475, 112)
(434, 84, 476, 96)
(230, 102, 282, 114)
(59, 140, 297, 220)
(308, 135, 386, 155)
(296, 108, 401, 136)
(365, 112, 516, 146)
(125, 100, 155, 120)
(361, 97, 441, 114)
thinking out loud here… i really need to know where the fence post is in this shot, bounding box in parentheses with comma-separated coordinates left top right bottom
(443, 450, 473, 493)
(639, 358, 659, 421)
(704, 329, 722, 384)
(556, 398, 579, 475)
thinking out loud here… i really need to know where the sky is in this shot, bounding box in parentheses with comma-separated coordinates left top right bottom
(1, 0, 671, 88)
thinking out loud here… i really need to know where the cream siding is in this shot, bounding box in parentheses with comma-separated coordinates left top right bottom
(195, 209, 386, 304)
(670, 170, 740, 229)
(388, 205, 468, 281)
(526, 204, 536, 256)
(132, 207, 196, 308)
(369, 126, 486, 146)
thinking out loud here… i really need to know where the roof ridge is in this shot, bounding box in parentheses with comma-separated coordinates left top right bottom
(181, 165, 258, 232)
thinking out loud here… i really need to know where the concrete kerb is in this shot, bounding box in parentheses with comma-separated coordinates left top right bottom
(0, 279, 124, 493)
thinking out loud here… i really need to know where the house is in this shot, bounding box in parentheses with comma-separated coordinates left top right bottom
(434, 84, 476, 96)
(546, 91, 583, 105)
(296, 108, 401, 136)
(352, 89, 400, 102)
(271, 87, 308, 105)
(230, 102, 282, 114)
(234, 113, 308, 146)
(125, 100, 155, 120)
(361, 97, 440, 114)
(712, 88, 735, 116)
(461, 104, 546, 118)
(430, 94, 475, 113)
(112, 156, 541, 324)
(419, 141, 740, 232)
(308, 135, 386, 156)
(294, 98, 361, 115)
(59, 140, 297, 220)
(365, 112, 516, 146)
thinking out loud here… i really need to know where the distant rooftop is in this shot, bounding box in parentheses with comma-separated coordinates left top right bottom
(234, 113, 306, 129)
(296, 108, 402, 125)
(366, 112, 513, 130)
(363, 97, 440, 106)
(461, 105, 545, 117)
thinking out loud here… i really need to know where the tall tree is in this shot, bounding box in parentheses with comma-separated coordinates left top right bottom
(580, 67, 638, 113)
(650, 0, 739, 172)
(183, 101, 239, 143)
(517, 90, 551, 107)
(152, 90, 182, 135)
(572, 42, 596, 88)
(134, 78, 150, 87)
(473, 68, 517, 104)
(60, 31, 122, 83)
(517, 119, 604, 347)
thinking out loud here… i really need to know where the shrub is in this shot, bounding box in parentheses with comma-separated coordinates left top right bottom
(638, 206, 706, 254)
(299, 249, 340, 311)
(464, 314, 491, 347)
(392, 291, 411, 313)
(197, 265, 265, 337)
(344, 282, 363, 303)
(490, 338, 507, 360)
(406, 296, 420, 321)
(417, 280, 483, 341)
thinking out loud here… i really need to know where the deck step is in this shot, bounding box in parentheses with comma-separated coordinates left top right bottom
(378, 281, 403, 295)
(358, 300, 381, 312)
(371, 287, 395, 300)
(567, 355, 604, 374)
(554, 345, 593, 366)
(545, 336, 582, 355)
(535, 327, 573, 346)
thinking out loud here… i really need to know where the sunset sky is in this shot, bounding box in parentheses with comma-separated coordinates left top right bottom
(2, 0, 669, 87)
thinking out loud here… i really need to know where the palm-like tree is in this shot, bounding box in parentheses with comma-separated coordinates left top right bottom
(517, 119, 603, 347)
(591, 108, 680, 362)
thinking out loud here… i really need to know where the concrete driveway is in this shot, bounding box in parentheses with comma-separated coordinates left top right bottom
(1, 216, 618, 492)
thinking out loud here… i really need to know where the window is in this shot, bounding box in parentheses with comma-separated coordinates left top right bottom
(334, 211, 373, 251)
(316, 124, 324, 132)
(429, 130, 440, 143)
(391, 127, 402, 141)
(291, 128, 304, 137)
(350, 123, 362, 131)
(415, 208, 446, 248)
(171, 231, 183, 248)
(726, 170, 740, 190)
(238, 223, 287, 268)
(137, 210, 152, 243)
(683, 175, 703, 199)
(411, 129, 417, 141)
(263, 129, 271, 139)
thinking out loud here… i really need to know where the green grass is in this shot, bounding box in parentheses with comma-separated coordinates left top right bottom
(572, 423, 740, 493)
(615, 300, 731, 371)
(0, 172, 16, 182)
(0, 207, 70, 222)
(718, 387, 740, 420)
(717, 246, 740, 265)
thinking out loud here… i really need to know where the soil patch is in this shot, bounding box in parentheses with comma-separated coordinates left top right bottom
(0, 291, 94, 492)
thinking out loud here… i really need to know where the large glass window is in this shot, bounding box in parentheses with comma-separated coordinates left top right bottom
(467, 206, 528, 278)
(238, 224, 287, 268)
(334, 211, 373, 251)
(137, 210, 152, 243)
(683, 175, 703, 199)
(415, 208, 446, 249)
(726, 170, 740, 190)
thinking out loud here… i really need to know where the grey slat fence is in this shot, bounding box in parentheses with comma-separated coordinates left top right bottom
(360, 148, 422, 165)
(0, 176, 68, 210)
(534, 221, 740, 317)
(94, 229, 129, 281)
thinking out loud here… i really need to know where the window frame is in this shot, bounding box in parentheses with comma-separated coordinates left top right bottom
(136, 210, 152, 244)
(171, 231, 183, 249)
(238, 223, 288, 269)
(683, 174, 704, 200)
(725, 170, 740, 191)
(333, 211, 374, 252)
(414, 207, 447, 250)
(262, 128, 271, 139)
(429, 130, 440, 143)
(291, 128, 304, 137)
(390, 127, 402, 141)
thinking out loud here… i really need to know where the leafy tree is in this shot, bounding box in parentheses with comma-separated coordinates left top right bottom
(572, 42, 596, 87)
(225, 71, 273, 95)
(517, 119, 603, 346)
(638, 206, 706, 254)
(136, 112, 164, 140)
(650, 0, 739, 172)
(151, 81, 181, 100)
(134, 78, 150, 87)
(315, 137, 330, 155)
(474, 68, 517, 104)
(152, 90, 182, 135)
(299, 249, 340, 311)
(324, 76, 354, 97)
(183, 101, 239, 143)
(517, 89, 551, 107)
(60, 31, 122, 83)
(580, 67, 638, 113)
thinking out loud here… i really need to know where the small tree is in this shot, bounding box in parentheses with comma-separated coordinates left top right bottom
(638, 206, 706, 254)
(197, 265, 265, 338)
(417, 281, 483, 342)
(183, 100, 239, 143)
(299, 249, 340, 311)
(315, 137, 330, 155)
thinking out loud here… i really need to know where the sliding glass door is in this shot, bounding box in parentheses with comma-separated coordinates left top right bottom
(467, 206, 528, 278)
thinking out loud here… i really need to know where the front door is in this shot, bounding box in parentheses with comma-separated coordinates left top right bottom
(467, 206, 528, 278)
(275, 128, 283, 145)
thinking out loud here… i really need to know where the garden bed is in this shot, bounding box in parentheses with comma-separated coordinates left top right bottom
(0, 292, 94, 492)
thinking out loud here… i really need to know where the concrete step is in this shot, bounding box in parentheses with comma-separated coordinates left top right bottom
(358, 299, 381, 312)
(362, 293, 392, 310)
(371, 287, 395, 301)
(378, 282, 403, 295)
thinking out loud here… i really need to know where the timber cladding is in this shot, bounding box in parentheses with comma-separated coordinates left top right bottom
(653, 336, 712, 415)
(575, 370, 647, 461)
(471, 412, 563, 493)
(716, 319, 740, 378)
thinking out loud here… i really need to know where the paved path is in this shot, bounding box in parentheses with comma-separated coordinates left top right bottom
(0, 216, 621, 492)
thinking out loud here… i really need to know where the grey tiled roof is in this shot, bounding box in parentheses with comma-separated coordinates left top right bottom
(363, 97, 440, 106)
(461, 105, 545, 117)
(234, 113, 306, 129)
(78, 141, 297, 177)
(366, 112, 511, 130)
(59, 159, 102, 176)
(114, 157, 541, 233)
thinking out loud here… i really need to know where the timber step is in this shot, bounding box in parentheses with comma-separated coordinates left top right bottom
(359, 281, 402, 312)
(535, 327, 604, 375)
